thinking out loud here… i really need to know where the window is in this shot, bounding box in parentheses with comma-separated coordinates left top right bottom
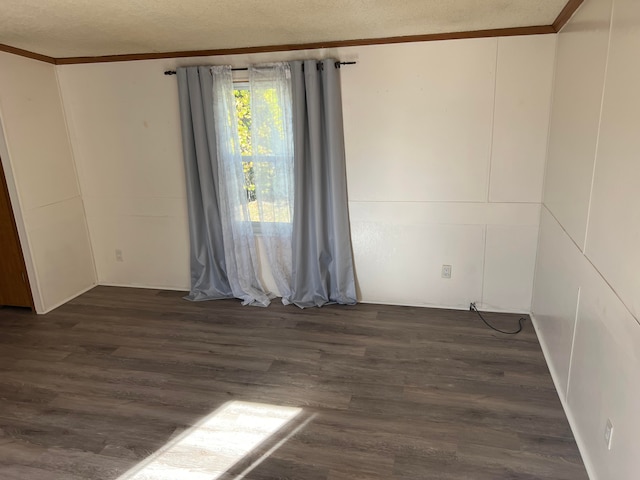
(233, 80, 293, 227)
(233, 82, 256, 217)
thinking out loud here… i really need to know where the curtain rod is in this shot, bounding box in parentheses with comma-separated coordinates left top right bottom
(163, 61, 356, 76)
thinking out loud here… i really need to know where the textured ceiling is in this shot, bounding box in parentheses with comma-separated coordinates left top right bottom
(0, 0, 569, 59)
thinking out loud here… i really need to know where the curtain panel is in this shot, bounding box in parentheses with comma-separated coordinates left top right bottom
(177, 60, 357, 308)
(176, 67, 233, 301)
(177, 66, 270, 306)
(289, 60, 357, 307)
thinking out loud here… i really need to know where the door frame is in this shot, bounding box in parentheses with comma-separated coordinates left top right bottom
(0, 115, 41, 312)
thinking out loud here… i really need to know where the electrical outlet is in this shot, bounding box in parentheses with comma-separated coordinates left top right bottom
(115, 249, 124, 262)
(441, 265, 452, 279)
(604, 419, 613, 450)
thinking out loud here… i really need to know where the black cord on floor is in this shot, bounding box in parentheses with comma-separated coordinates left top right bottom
(470, 302, 525, 335)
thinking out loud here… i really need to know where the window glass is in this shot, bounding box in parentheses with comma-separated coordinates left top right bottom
(234, 83, 292, 225)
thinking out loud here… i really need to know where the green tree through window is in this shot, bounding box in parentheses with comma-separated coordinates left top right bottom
(234, 83, 291, 224)
(234, 86, 255, 202)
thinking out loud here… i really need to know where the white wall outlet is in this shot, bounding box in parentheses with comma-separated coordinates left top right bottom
(441, 264, 452, 279)
(115, 249, 124, 262)
(604, 419, 613, 450)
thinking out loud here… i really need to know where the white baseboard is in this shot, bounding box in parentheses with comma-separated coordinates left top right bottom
(359, 299, 529, 315)
(37, 282, 97, 314)
(97, 282, 189, 292)
(530, 313, 597, 480)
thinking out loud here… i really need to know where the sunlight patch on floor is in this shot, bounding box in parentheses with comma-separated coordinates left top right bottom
(117, 401, 303, 480)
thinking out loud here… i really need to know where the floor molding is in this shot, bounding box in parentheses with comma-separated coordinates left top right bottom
(530, 312, 597, 480)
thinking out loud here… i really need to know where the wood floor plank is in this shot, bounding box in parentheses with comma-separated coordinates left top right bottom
(0, 286, 588, 479)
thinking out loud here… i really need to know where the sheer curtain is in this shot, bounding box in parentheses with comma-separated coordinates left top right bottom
(249, 63, 295, 303)
(210, 66, 271, 306)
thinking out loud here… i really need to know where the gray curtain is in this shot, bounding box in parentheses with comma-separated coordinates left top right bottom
(289, 59, 357, 307)
(177, 66, 233, 301)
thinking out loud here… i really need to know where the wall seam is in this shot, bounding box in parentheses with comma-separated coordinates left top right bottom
(531, 34, 559, 314)
(486, 38, 499, 203)
(582, 0, 615, 253)
(479, 225, 488, 307)
(478, 38, 499, 310)
(565, 286, 581, 401)
(545, 202, 639, 326)
(54, 65, 99, 287)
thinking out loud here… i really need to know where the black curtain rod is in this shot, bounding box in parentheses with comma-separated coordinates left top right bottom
(164, 61, 356, 76)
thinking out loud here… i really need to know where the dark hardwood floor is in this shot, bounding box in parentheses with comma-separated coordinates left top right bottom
(0, 286, 588, 479)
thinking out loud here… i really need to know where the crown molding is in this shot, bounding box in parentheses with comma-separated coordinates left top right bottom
(0, 0, 583, 66)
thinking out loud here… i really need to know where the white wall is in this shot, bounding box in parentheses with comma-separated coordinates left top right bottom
(344, 36, 554, 311)
(532, 0, 640, 478)
(0, 52, 96, 313)
(57, 34, 556, 312)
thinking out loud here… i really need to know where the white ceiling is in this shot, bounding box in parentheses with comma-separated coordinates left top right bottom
(0, 0, 569, 59)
